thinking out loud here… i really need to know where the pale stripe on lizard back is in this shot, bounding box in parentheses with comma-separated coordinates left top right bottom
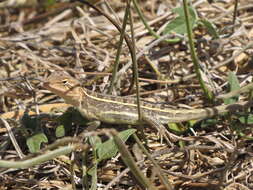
(43, 72, 251, 125)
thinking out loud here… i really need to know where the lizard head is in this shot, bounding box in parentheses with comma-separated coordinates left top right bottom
(43, 72, 83, 107)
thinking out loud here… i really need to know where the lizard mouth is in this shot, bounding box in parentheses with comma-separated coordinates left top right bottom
(42, 81, 56, 92)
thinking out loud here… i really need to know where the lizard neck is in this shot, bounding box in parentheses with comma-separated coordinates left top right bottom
(59, 87, 84, 107)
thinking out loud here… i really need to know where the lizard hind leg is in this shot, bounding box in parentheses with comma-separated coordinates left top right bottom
(142, 116, 175, 146)
(86, 120, 101, 131)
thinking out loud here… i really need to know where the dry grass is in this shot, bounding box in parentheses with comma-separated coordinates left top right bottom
(0, 0, 253, 189)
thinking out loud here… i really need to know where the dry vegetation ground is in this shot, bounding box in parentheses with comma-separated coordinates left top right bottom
(0, 0, 253, 189)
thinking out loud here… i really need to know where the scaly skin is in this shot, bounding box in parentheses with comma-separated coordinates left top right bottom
(43, 72, 251, 125)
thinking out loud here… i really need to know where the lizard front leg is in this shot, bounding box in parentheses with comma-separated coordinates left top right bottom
(77, 107, 101, 131)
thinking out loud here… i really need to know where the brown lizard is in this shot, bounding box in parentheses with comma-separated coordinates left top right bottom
(42, 72, 252, 126)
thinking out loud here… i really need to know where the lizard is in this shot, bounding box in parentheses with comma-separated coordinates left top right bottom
(42, 72, 252, 127)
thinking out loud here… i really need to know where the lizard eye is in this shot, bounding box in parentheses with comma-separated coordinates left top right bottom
(62, 79, 68, 85)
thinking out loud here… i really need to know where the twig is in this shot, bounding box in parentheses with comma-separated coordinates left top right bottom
(217, 82, 253, 99)
(232, 0, 239, 33)
(183, 0, 213, 101)
(111, 129, 157, 190)
(0, 118, 25, 159)
(108, 0, 130, 93)
(116, 34, 183, 80)
(0, 144, 85, 169)
(129, 0, 142, 120)
(133, 134, 174, 190)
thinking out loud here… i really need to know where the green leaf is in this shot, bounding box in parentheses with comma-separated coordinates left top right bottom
(173, 6, 196, 18)
(239, 114, 253, 124)
(44, 0, 56, 7)
(163, 6, 198, 36)
(96, 129, 136, 162)
(228, 72, 240, 92)
(200, 119, 218, 128)
(224, 72, 240, 104)
(89, 164, 97, 190)
(55, 125, 65, 138)
(87, 136, 100, 189)
(187, 120, 198, 127)
(89, 136, 102, 148)
(167, 123, 188, 134)
(244, 136, 253, 140)
(198, 19, 219, 39)
(26, 133, 48, 153)
(178, 140, 186, 148)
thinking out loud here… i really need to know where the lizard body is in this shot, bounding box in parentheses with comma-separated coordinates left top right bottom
(43, 72, 250, 125)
